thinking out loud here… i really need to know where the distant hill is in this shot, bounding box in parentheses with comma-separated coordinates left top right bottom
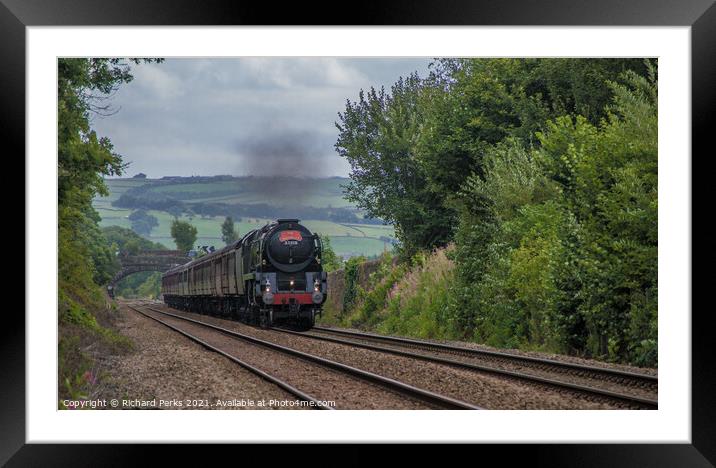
(92, 176, 397, 259)
(110, 175, 380, 224)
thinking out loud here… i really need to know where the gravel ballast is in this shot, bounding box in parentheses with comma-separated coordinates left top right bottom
(135, 306, 434, 410)
(318, 325, 658, 377)
(304, 330, 657, 401)
(98, 302, 307, 409)
(147, 303, 629, 409)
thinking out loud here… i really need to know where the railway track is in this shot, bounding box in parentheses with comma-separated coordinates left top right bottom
(141, 301, 657, 409)
(132, 304, 481, 410)
(127, 304, 332, 410)
(269, 325, 658, 409)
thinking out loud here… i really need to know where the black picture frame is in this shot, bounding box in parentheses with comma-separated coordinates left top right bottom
(7, 0, 712, 464)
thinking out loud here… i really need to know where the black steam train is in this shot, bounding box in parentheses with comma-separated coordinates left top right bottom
(161, 219, 326, 329)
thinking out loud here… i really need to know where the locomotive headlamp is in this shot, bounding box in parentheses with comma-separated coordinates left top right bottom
(265, 279, 271, 293)
(314, 279, 320, 292)
(290, 280, 294, 287)
(263, 291, 274, 305)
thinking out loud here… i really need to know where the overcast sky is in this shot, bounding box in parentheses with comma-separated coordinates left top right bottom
(91, 58, 433, 178)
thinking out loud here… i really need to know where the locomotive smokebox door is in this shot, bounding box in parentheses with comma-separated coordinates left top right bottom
(265, 223, 314, 273)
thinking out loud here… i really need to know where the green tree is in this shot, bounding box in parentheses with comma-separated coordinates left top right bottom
(317, 234, 341, 272)
(58, 58, 161, 322)
(418, 58, 647, 199)
(57, 58, 162, 404)
(59, 59, 131, 210)
(448, 61, 657, 364)
(171, 219, 198, 253)
(221, 216, 238, 244)
(103, 225, 166, 254)
(535, 64, 658, 364)
(128, 209, 158, 236)
(334, 58, 656, 365)
(136, 272, 162, 299)
(335, 74, 453, 256)
(529, 58, 648, 125)
(337, 59, 646, 258)
(418, 59, 527, 197)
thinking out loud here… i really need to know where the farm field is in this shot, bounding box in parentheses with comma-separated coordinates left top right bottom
(136, 176, 354, 208)
(92, 179, 148, 209)
(93, 177, 396, 258)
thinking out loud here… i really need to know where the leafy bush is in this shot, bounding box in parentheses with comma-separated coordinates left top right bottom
(317, 233, 342, 272)
(341, 256, 364, 314)
(448, 64, 658, 365)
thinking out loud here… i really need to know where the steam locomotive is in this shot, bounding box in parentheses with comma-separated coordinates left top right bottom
(161, 219, 326, 329)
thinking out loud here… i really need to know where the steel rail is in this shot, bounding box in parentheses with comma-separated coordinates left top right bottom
(272, 326, 657, 409)
(141, 306, 482, 410)
(127, 305, 333, 410)
(312, 326, 657, 386)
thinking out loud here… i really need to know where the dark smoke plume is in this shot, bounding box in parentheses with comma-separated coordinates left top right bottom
(235, 128, 329, 177)
(233, 127, 332, 206)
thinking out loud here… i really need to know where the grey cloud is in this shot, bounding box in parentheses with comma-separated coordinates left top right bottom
(91, 57, 433, 178)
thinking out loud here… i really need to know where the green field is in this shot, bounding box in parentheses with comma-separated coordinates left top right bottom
(93, 177, 395, 258)
(92, 179, 148, 209)
(142, 177, 353, 208)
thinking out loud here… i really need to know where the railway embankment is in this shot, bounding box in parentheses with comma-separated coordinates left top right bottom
(324, 258, 384, 314)
(319, 248, 453, 336)
(318, 248, 658, 373)
(58, 291, 133, 409)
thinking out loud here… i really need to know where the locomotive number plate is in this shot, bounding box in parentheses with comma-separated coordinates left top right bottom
(279, 230, 303, 242)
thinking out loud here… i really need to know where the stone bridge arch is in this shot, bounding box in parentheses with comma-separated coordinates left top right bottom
(107, 249, 191, 297)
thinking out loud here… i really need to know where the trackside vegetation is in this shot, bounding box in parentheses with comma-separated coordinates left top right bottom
(58, 58, 162, 406)
(334, 59, 657, 366)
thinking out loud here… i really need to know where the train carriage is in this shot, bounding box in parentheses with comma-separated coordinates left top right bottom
(161, 219, 326, 329)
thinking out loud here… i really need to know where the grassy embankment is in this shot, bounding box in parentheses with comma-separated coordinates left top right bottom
(321, 246, 591, 354)
(59, 280, 131, 407)
(319, 248, 460, 340)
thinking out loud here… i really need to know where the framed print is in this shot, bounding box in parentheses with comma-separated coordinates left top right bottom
(7, 0, 712, 464)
